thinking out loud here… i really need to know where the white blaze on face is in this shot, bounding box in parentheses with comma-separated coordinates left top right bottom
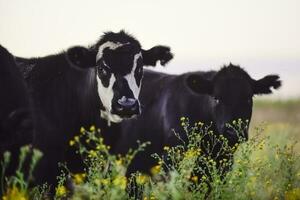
(97, 74, 122, 125)
(124, 52, 142, 99)
(95, 41, 142, 125)
(96, 41, 130, 61)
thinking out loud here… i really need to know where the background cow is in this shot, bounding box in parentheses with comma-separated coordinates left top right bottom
(0, 45, 35, 189)
(114, 64, 281, 176)
(15, 30, 173, 186)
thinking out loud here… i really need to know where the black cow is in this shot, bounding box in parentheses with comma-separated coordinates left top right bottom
(114, 64, 281, 176)
(0, 45, 34, 184)
(15, 30, 173, 186)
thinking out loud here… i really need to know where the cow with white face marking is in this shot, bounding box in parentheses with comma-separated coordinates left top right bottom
(94, 40, 143, 124)
(15, 30, 173, 187)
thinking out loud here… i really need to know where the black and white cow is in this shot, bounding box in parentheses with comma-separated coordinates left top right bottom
(114, 64, 281, 176)
(15, 30, 173, 186)
(0, 45, 34, 182)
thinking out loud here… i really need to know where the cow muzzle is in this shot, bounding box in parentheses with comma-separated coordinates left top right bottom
(112, 96, 140, 118)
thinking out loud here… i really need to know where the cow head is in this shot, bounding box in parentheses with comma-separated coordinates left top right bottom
(186, 64, 281, 143)
(66, 31, 173, 124)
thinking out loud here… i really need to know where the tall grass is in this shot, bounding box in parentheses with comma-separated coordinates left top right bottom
(1, 99, 300, 199)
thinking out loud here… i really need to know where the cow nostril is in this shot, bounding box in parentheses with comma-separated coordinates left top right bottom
(130, 102, 139, 111)
(117, 96, 137, 108)
(115, 105, 124, 111)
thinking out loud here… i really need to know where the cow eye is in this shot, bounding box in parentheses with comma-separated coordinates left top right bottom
(214, 97, 220, 104)
(97, 61, 111, 77)
(99, 67, 107, 76)
(98, 66, 111, 77)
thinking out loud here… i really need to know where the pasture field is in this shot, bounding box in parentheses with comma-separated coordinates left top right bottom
(1, 99, 300, 200)
(251, 98, 300, 151)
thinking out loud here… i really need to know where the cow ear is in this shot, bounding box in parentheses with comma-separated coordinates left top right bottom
(253, 75, 281, 95)
(66, 46, 96, 70)
(142, 45, 173, 67)
(186, 74, 213, 95)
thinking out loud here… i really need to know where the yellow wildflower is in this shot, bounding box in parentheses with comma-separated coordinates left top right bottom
(101, 178, 110, 185)
(2, 186, 28, 200)
(95, 178, 110, 186)
(55, 185, 67, 197)
(184, 149, 200, 159)
(88, 150, 97, 158)
(72, 173, 86, 184)
(115, 158, 123, 166)
(163, 146, 170, 151)
(144, 196, 156, 200)
(74, 136, 79, 142)
(150, 165, 161, 175)
(113, 176, 127, 190)
(90, 125, 96, 132)
(191, 176, 198, 182)
(96, 144, 108, 151)
(80, 127, 85, 134)
(180, 117, 185, 121)
(198, 121, 204, 126)
(69, 140, 75, 146)
(136, 174, 149, 185)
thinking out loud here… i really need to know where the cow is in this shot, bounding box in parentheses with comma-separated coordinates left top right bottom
(14, 30, 174, 187)
(113, 64, 281, 177)
(0, 45, 35, 191)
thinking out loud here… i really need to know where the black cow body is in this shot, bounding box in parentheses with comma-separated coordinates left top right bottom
(0, 45, 34, 183)
(114, 70, 215, 174)
(17, 52, 100, 186)
(114, 64, 281, 176)
(14, 31, 173, 187)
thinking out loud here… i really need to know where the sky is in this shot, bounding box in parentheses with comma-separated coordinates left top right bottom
(0, 0, 299, 99)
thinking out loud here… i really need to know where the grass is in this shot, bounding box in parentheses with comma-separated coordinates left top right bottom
(252, 98, 300, 152)
(1, 98, 300, 199)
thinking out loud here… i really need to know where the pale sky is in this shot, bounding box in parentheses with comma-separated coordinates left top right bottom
(0, 0, 299, 98)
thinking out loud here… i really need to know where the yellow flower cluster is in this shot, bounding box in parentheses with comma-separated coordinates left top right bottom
(2, 186, 28, 200)
(96, 144, 110, 151)
(55, 185, 67, 197)
(144, 196, 156, 200)
(88, 150, 97, 158)
(150, 164, 161, 175)
(72, 173, 86, 185)
(136, 173, 149, 185)
(113, 176, 127, 190)
(163, 146, 170, 151)
(115, 157, 124, 166)
(191, 175, 198, 182)
(69, 125, 98, 146)
(184, 148, 201, 159)
(94, 178, 110, 186)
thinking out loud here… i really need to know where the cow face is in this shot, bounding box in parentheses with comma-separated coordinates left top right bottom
(66, 31, 173, 124)
(187, 64, 281, 143)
